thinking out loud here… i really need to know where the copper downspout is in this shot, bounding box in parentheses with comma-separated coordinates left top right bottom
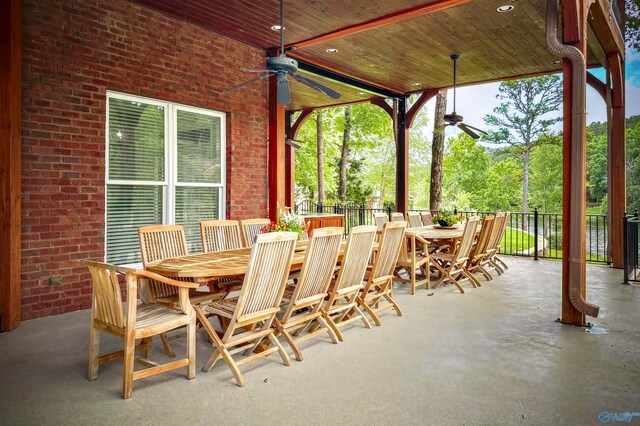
(546, 0, 599, 317)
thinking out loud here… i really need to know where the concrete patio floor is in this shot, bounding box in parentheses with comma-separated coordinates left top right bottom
(1, 257, 639, 425)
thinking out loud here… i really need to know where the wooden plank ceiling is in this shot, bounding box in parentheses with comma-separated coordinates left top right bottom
(130, 0, 601, 111)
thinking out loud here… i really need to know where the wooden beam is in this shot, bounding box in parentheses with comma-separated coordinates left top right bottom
(287, 0, 472, 50)
(586, 72, 606, 100)
(370, 97, 394, 118)
(268, 76, 286, 221)
(407, 89, 439, 128)
(587, 23, 609, 68)
(589, 0, 626, 55)
(396, 97, 409, 215)
(608, 51, 625, 268)
(290, 109, 314, 140)
(0, 0, 21, 331)
(561, 0, 588, 326)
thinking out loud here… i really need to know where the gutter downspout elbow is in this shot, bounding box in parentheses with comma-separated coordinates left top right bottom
(545, 0, 599, 318)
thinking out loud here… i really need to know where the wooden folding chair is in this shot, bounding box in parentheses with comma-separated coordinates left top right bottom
(421, 211, 433, 226)
(196, 232, 298, 387)
(358, 221, 406, 326)
(395, 231, 431, 294)
(240, 218, 271, 247)
(431, 217, 481, 293)
(466, 215, 495, 282)
(201, 219, 244, 252)
(139, 224, 222, 356)
(373, 212, 389, 230)
(274, 227, 343, 361)
(482, 212, 509, 275)
(390, 212, 404, 222)
(321, 225, 377, 341)
(83, 260, 196, 399)
(407, 212, 423, 228)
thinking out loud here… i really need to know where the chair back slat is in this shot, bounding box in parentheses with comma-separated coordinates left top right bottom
(471, 215, 495, 258)
(371, 221, 406, 279)
(292, 227, 343, 301)
(334, 225, 377, 290)
(373, 212, 389, 230)
(84, 261, 124, 328)
(456, 217, 481, 261)
(240, 218, 271, 247)
(139, 225, 189, 299)
(488, 213, 507, 252)
(390, 212, 404, 222)
(201, 220, 244, 253)
(236, 232, 297, 318)
(407, 212, 422, 228)
(421, 211, 433, 226)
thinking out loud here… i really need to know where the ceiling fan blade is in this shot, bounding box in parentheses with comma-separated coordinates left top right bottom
(285, 138, 301, 149)
(277, 75, 291, 105)
(292, 74, 341, 99)
(224, 74, 272, 94)
(242, 68, 275, 73)
(461, 123, 489, 136)
(458, 123, 481, 139)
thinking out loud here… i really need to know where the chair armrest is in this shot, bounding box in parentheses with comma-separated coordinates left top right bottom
(131, 269, 200, 289)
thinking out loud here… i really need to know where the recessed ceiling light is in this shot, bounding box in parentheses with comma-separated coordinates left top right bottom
(357, 92, 367, 95)
(270, 25, 284, 31)
(326, 48, 339, 54)
(552, 60, 561, 64)
(497, 5, 514, 12)
(411, 82, 423, 86)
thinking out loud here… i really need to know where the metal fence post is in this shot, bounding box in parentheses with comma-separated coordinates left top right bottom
(387, 205, 392, 221)
(534, 208, 539, 261)
(623, 212, 629, 285)
(359, 203, 365, 225)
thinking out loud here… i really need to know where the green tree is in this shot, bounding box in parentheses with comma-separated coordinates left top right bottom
(627, 119, 640, 211)
(627, 0, 640, 51)
(442, 133, 490, 210)
(480, 158, 523, 211)
(484, 75, 562, 213)
(529, 140, 563, 212)
(430, 90, 448, 210)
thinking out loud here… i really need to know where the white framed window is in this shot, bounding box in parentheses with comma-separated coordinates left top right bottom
(105, 91, 226, 264)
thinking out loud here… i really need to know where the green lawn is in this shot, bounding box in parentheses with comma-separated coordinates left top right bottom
(544, 248, 608, 263)
(501, 228, 536, 253)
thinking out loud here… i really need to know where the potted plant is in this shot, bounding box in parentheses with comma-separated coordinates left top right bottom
(262, 207, 308, 240)
(431, 210, 462, 227)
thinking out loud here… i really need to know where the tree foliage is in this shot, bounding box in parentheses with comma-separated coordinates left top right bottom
(627, 0, 640, 51)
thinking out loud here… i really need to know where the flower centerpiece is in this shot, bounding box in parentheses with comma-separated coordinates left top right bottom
(262, 206, 308, 240)
(431, 210, 462, 227)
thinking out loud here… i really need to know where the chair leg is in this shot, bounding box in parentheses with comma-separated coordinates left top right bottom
(358, 296, 381, 326)
(321, 309, 344, 342)
(274, 318, 303, 362)
(383, 293, 403, 316)
(317, 314, 339, 344)
(159, 333, 175, 358)
(88, 321, 100, 381)
(186, 319, 196, 380)
(354, 306, 372, 329)
(122, 332, 136, 399)
(496, 256, 509, 270)
(267, 332, 291, 366)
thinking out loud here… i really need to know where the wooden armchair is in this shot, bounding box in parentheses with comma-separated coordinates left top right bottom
(358, 221, 406, 326)
(395, 231, 431, 294)
(197, 232, 298, 387)
(83, 260, 196, 399)
(322, 225, 377, 341)
(139, 224, 222, 356)
(466, 215, 495, 281)
(373, 212, 389, 230)
(240, 218, 271, 247)
(274, 227, 343, 361)
(482, 212, 509, 275)
(431, 216, 481, 293)
(407, 212, 423, 228)
(421, 212, 433, 226)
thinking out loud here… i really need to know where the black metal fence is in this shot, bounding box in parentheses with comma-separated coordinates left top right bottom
(295, 200, 610, 264)
(623, 211, 640, 284)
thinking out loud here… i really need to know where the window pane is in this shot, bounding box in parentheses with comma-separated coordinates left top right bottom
(175, 186, 220, 252)
(106, 185, 163, 264)
(108, 98, 165, 181)
(177, 110, 222, 183)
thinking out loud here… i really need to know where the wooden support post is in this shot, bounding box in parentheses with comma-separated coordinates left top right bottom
(268, 76, 286, 221)
(396, 96, 409, 215)
(608, 52, 626, 268)
(0, 0, 22, 331)
(560, 0, 587, 325)
(285, 112, 294, 209)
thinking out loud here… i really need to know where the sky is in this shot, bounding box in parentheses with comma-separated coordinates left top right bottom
(418, 49, 640, 138)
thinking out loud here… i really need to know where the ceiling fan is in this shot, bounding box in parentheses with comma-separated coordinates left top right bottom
(224, 0, 341, 105)
(438, 53, 488, 140)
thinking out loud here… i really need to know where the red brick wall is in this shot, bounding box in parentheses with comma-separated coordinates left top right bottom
(21, 0, 269, 320)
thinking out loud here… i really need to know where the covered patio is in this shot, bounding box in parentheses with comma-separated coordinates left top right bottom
(1, 258, 638, 423)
